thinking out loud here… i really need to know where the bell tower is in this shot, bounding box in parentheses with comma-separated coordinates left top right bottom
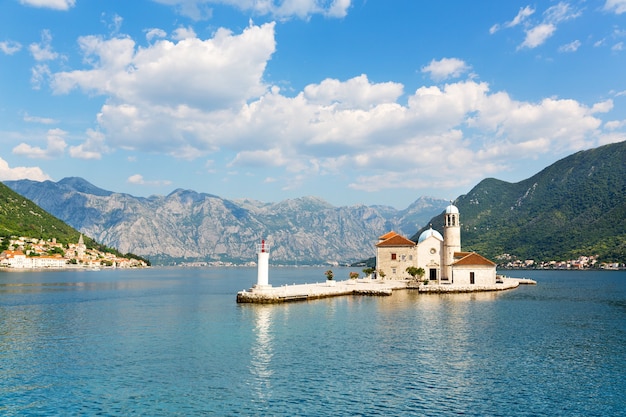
(443, 203, 461, 282)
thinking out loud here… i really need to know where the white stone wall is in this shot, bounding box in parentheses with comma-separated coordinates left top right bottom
(415, 236, 444, 282)
(452, 265, 496, 286)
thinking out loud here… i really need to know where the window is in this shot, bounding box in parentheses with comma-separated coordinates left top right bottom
(392, 268, 396, 274)
(470, 272, 475, 284)
(401, 254, 405, 261)
(409, 255, 413, 261)
(391, 253, 396, 260)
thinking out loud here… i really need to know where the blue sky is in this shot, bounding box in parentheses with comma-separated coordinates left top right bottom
(1, 0, 625, 209)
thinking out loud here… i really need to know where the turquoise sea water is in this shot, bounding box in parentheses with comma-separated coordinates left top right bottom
(1, 267, 625, 416)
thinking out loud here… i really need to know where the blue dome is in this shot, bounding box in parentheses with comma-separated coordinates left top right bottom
(445, 204, 459, 214)
(418, 227, 443, 243)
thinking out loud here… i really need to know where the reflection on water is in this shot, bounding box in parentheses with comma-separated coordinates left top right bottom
(249, 306, 274, 404)
(0, 268, 624, 416)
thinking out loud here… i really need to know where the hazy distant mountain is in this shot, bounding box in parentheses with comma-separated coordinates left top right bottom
(4, 178, 448, 265)
(412, 140, 626, 263)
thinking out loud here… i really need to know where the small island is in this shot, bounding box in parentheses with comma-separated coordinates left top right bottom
(238, 204, 536, 304)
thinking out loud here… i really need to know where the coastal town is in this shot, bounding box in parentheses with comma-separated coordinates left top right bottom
(0, 234, 149, 269)
(495, 254, 624, 270)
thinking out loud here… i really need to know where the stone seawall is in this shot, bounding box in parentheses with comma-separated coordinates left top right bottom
(236, 277, 535, 303)
(237, 280, 405, 304)
(417, 277, 535, 293)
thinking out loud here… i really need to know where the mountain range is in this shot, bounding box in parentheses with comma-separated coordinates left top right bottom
(3, 177, 447, 265)
(4, 140, 625, 265)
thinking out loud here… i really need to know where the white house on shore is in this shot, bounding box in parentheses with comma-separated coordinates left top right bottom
(376, 203, 497, 286)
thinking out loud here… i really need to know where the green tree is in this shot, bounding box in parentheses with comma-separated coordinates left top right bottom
(406, 266, 425, 281)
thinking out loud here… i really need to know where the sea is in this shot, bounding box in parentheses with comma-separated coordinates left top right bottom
(1, 267, 625, 416)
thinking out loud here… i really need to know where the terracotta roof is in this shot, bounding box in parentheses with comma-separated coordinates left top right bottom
(376, 234, 416, 247)
(453, 252, 496, 267)
(378, 231, 398, 240)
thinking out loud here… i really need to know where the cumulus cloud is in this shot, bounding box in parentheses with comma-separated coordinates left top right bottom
(69, 129, 109, 159)
(47, 21, 614, 198)
(0, 157, 51, 181)
(12, 128, 67, 159)
(19, 0, 75, 10)
(421, 58, 471, 81)
(303, 74, 403, 109)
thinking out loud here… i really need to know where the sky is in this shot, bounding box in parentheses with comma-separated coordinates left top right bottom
(1, 0, 626, 209)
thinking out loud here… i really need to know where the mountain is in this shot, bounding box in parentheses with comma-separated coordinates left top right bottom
(412, 140, 626, 263)
(0, 181, 100, 251)
(4, 178, 448, 265)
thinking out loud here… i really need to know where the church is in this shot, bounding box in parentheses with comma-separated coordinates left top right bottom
(375, 203, 497, 286)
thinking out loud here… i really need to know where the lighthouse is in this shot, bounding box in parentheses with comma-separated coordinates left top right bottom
(255, 239, 271, 288)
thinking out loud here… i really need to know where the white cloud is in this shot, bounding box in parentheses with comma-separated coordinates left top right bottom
(12, 128, 67, 159)
(604, 119, 626, 130)
(421, 58, 470, 81)
(30, 64, 51, 90)
(0, 157, 51, 181)
(19, 0, 75, 10)
(303, 74, 403, 109)
(494, 2, 581, 50)
(69, 129, 109, 160)
(490, 5, 535, 34)
(52, 22, 275, 112)
(0, 40, 22, 55)
(612, 41, 624, 51)
(151, 0, 351, 20)
(23, 113, 58, 124)
(604, 0, 626, 14)
(127, 174, 172, 186)
(146, 28, 167, 42)
(29, 30, 59, 61)
(172, 26, 197, 40)
(47, 19, 613, 198)
(558, 39, 581, 53)
(519, 23, 556, 49)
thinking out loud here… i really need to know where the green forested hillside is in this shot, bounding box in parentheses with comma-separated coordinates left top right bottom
(0, 182, 120, 255)
(413, 140, 626, 263)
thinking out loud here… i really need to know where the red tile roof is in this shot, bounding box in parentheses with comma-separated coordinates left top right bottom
(376, 234, 416, 247)
(378, 231, 398, 240)
(453, 252, 496, 267)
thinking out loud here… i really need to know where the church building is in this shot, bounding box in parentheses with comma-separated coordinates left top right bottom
(375, 203, 497, 286)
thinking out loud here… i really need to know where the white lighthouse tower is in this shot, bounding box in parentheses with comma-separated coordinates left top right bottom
(255, 239, 271, 289)
(443, 203, 461, 282)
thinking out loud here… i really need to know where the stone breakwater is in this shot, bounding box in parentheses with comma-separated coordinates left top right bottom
(417, 277, 536, 293)
(236, 279, 405, 304)
(236, 277, 536, 303)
